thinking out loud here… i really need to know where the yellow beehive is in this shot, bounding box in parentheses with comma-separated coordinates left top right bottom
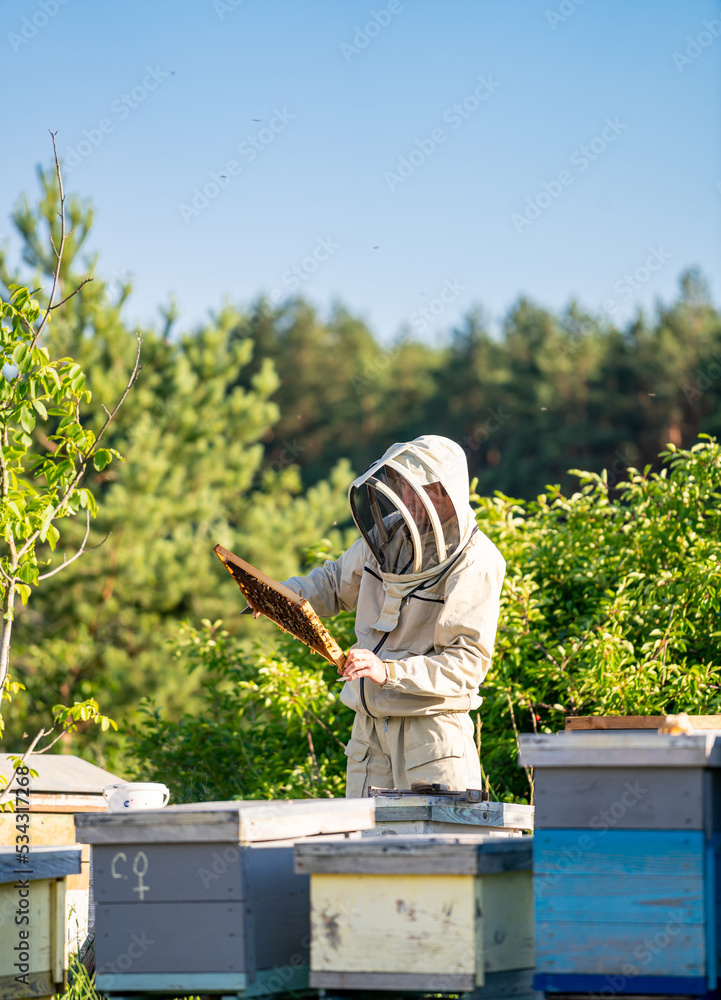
(0, 846, 81, 1000)
(294, 834, 536, 996)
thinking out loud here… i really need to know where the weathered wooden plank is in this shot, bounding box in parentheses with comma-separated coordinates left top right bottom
(430, 803, 533, 830)
(0, 813, 78, 849)
(0, 752, 122, 795)
(481, 872, 535, 973)
(309, 872, 477, 977)
(566, 716, 721, 731)
(535, 919, 705, 975)
(75, 798, 374, 844)
(535, 874, 704, 924)
(519, 732, 721, 768)
(295, 835, 532, 875)
(0, 970, 54, 1000)
(365, 820, 522, 837)
(534, 829, 704, 878)
(0, 846, 81, 883)
(372, 799, 534, 831)
(533, 767, 705, 830)
(94, 902, 245, 973)
(310, 969, 476, 991)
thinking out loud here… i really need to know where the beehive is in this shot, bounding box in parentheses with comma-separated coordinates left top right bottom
(75, 798, 374, 998)
(0, 845, 82, 1000)
(520, 730, 721, 997)
(366, 790, 534, 838)
(295, 834, 537, 996)
(0, 753, 123, 953)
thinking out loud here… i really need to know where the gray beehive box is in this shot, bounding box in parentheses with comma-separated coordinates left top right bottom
(75, 798, 375, 998)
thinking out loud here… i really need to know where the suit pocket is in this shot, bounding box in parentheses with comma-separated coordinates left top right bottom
(404, 738, 462, 771)
(344, 738, 372, 797)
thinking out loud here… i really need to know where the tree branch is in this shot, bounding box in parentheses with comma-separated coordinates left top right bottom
(49, 276, 93, 311)
(30, 132, 65, 352)
(15, 331, 142, 564)
(37, 509, 110, 581)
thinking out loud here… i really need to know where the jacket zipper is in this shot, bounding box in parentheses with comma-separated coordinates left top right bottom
(356, 530, 479, 721)
(358, 631, 389, 719)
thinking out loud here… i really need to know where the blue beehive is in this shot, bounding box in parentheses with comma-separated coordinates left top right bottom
(519, 729, 721, 998)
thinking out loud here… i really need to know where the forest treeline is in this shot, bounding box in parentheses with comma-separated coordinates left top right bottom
(1, 167, 720, 770)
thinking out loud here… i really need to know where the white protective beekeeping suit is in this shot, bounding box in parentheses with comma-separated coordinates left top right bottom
(283, 434, 506, 796)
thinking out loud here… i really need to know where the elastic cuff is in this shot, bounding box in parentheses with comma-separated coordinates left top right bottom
(383, 659, 404, 688)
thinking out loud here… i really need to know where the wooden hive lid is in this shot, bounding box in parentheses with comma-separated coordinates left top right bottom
(74, 797, 376, 845)
(519, 731, 721, 768)
(566, 715, 721, 731)
(1, 753, 123, 795)
(374, 796, 534, 829)
(0, 844, 82, 884)
(294, 833, 532, 875)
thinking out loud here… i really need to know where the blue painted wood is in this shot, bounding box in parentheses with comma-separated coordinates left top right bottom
(535, 874, 703, 924)
(535, 918, 705, 976)
(534, 972, 710, 995)
(95, 965, 309, 998)
(534, 828, 704, 877)
(96, 972, 247, 992)
(704, 839, 717, 989)
(0, 845, 82, 883)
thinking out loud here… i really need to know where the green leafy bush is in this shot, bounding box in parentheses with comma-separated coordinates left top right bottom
(128, 439, 721, 803)
(127, 609, 357, 802)
(477, 436, 721, 800)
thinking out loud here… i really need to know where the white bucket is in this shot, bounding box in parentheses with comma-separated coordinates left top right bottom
(102, 782, 170, 812)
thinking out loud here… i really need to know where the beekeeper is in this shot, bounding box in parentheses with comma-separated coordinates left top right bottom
(282, 434, 506, 796)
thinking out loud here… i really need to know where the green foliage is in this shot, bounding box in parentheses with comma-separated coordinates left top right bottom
(476, 436, 721, 800)
(0, 144, 130, 783)
(127, 439, 721, 806)
(0, 168, 352, 766)
(127, 612, 357, 801)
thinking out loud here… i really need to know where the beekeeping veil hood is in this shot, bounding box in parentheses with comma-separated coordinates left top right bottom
(349, 435, 477, 632)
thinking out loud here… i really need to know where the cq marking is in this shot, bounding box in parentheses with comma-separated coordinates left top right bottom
(111, 850, 150, 899)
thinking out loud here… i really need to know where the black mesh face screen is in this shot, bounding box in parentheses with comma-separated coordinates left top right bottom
(350, 465, 460, 573)
(350, 478, 413, 573)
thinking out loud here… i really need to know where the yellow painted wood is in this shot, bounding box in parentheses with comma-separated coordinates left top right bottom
(50, 880, 64, 986)
(310, 872, 477, 977)
(479, 872, 534, 975)
(0, 881, 52, 979)
(0, 813, 76, 848)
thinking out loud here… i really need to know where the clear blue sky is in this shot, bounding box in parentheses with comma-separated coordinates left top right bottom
(1, 0, 719, 342)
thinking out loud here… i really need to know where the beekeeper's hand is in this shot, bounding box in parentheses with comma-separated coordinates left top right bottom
(342, 648, 388, 686)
